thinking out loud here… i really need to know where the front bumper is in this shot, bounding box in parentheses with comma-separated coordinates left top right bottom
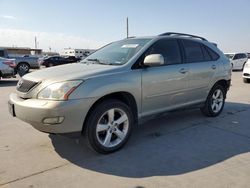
(243, 67, 250, 78)
(8, 92, 95, 134)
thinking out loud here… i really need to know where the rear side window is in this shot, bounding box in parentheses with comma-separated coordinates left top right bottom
(205, 46, 219, 60)
(233, 53, 246, 60)
(182, 40, 204, 63)
(201, 45, 211, 61)
(239, 53, 247, 59)
(148, 39, 182, 65)
(183, 40, 219, 62)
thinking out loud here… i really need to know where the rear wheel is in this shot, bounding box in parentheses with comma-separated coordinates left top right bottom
(84, 99, 134, 154)
(17, 63, 30, 76)
(200, 85, 226, 117)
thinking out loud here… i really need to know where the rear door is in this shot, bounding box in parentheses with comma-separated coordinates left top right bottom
(181, 39, 219, 104)
(141, 39, 189, 116)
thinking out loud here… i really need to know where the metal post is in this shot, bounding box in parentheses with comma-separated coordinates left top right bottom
(126, 17, 129, 38)
(35, 36, 37, 49)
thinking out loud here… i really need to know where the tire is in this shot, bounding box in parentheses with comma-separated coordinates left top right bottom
(48, 63, 53, 67)
(17, 63, 30, 77)
(243, 78, 250, 83)
(84, 99, 134, 154)
(200, 85, 226, 117)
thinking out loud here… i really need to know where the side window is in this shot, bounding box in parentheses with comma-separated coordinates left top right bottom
(182, 40, 204, 63)
(148, 39, 182, 65)
(240, 53, 247, 59)
(233, 54, 240, 60)
(0, 50, 4, 57)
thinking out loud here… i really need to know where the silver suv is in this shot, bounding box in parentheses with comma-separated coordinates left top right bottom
(9, 33, 231, 154)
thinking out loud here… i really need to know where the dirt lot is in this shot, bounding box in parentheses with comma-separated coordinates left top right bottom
(0, 71, 250, 188)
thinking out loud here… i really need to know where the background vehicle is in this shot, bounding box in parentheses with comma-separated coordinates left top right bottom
(40, 56, 81, 67)
(225, 53, 248, 70)
(9, 33, 231, 154)
(243, 59, 250, 83)
(0, 57, 16, 78)
(0, 48, 40, 75)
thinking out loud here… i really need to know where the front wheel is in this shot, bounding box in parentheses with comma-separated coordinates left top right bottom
(241, 62, 247, 71)
(200, 85, 226, 117)
(243, 78, 250, 83)
(84, 99, 134, 154)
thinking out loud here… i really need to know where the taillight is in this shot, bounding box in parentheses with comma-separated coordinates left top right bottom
(3, 60, 16, 68)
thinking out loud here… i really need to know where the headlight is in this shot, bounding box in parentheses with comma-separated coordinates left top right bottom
(37, 80, 83, 100)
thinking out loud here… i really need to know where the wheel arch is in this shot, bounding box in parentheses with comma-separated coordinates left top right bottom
(82, 91, 138, 134)
(211, 79, 230, 98)
(17, 62, 30, 68)
(214, 79, 229, 89)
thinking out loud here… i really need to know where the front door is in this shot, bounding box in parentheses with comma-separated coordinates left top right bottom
(141, 39, 189, 116)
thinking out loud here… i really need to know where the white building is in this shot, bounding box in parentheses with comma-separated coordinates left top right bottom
(63, 48, 96, 58)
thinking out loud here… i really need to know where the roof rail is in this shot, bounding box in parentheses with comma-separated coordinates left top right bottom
(159, 32, 208, 41)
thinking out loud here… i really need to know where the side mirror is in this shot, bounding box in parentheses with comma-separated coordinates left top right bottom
(144, 54, 164, 66)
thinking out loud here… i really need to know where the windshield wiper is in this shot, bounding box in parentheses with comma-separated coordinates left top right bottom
(85, 58, 119, 65)
(86, 58, 108, 65)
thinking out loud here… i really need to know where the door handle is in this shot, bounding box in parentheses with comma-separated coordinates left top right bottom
(211, 65, 217, 70)
(179, 68, 188, 74)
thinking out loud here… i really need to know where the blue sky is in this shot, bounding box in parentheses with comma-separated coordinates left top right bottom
(0, 0, 250, 52)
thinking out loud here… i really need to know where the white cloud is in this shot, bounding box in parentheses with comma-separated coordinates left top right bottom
(1, 15, 17, 20)
(0, 28, 104, 53)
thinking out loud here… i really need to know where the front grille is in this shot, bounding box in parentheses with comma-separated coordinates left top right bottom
(16, 79, 38, 93)
(243, 73, 250, 76)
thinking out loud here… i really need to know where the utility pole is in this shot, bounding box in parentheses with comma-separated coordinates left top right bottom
(126, 17, 129, 38)
(35, 36, 37, 49)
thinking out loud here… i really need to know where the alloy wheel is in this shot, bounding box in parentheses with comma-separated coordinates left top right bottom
(211, 89, 224, 113)
(96, 108, 129, 148)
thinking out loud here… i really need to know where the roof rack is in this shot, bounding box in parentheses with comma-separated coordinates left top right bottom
(159, 32, 208, 41)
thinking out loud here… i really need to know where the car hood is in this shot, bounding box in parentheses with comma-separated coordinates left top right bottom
(23, 63, 123, 83)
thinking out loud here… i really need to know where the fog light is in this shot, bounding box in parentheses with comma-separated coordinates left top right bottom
(43, 117, 64, 125)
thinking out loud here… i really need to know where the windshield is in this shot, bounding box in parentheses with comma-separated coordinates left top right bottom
(80, 38, 152, 65)
(225, 54, 234, 59)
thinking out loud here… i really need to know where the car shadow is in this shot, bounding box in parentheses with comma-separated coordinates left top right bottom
(0, 80, 18, 87)
(49, 102, 250, 178)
